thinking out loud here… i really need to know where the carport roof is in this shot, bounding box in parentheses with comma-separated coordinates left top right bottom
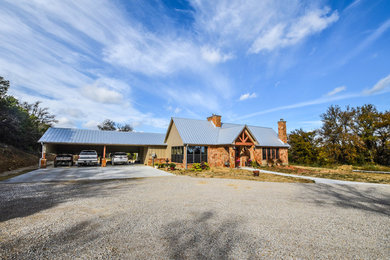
(39, 127, 166, 146)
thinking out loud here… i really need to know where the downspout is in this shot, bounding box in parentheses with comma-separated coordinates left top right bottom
(185, 144, 188, 170)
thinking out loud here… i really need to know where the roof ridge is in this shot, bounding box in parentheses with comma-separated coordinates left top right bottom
(50, 127, 164, 135)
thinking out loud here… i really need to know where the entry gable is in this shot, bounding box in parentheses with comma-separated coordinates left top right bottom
(164, 118, 184, 146)
(234, 126, 257, 146)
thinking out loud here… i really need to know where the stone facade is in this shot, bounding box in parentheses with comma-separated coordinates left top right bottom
(208, 146, 229, 167)
(253, 148, 262, 165)
(279, 148, 288, 165)
(278, 120, 287, 143)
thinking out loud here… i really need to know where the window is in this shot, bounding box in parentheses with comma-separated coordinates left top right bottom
(171, 146, 184, 163)
(262, 148, 280, 160)
(187, 146, 208, 163)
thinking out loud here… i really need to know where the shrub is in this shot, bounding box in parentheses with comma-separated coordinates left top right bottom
(267, 158, 274, 167)
(201, 162, 210, 170)
(251, 160, 259, 168)
(158, 163, 167, 168)
(169, 163, 176, 169)
(191, 163, 203, 171)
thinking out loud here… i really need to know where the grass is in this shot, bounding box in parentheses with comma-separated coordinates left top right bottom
(0, 166, 37, 181)
(165, 167, 314, 183)
(257, 165, 390, 184)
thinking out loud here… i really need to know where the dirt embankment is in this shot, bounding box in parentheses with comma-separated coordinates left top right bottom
(0, 144, 39, 174)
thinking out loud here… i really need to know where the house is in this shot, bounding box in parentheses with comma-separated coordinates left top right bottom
(164, 115, 289, 168)
(38, 114, 289, 168)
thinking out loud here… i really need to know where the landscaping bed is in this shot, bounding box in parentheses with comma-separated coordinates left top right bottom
(256, 165, 390, 184)
(164, 166, 313, 183)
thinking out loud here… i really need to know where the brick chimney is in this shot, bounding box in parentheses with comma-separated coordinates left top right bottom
(207, 114, 221, 127)
(278, 119, 287, 143)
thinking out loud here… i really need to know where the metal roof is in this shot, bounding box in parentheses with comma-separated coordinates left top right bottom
(171, 117, 289, 147)
(39, 127, 166, 146)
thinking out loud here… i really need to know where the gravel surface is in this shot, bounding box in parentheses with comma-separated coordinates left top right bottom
(1, 176, 389, 259)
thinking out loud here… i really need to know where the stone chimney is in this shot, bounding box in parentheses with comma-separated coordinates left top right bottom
(278, 119, 287, 143)
(207, 114, 221, 127)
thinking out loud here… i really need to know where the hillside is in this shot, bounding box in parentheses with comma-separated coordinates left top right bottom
(0, 144, 38, 174)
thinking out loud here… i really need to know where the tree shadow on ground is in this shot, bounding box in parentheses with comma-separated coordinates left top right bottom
(162, 211, 261, 259)
(0, 219, 102, 258)
(300, 184, 390, 216)
(0, 179, 139, 222)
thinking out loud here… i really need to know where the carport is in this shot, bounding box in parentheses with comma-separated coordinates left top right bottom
(38, 128, 167, 166)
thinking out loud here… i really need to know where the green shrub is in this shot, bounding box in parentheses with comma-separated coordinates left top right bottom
(192, 162, 210, 171)
(251, 160, 259, 168)
(169, 163, 176, 169)
(158, 163, 167, 168)
(191, 163, 203, 171)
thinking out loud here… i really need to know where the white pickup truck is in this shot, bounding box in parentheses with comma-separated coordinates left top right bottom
(77, 150, 99, 166)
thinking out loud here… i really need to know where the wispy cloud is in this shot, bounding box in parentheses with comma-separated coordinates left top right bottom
(364, 74, 390, 95)
(250, 8, 338, 53)
(240, 72, 390, 120)
(326, 86, 346, 96)
(239, 93, 257, 101)
(339, 19, 390, 66)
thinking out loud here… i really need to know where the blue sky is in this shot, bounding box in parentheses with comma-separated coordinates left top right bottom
(0, 0, 389, 134)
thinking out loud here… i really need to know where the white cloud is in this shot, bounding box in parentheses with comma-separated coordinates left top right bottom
(201, 46, 233, 64)
(190, 1, 338, 54)
(83, 120, 99, 129)
(55, 117, 76, 128)
(326, 86, 346, 96)
(250, 8, 338, 53)
(365, 74, 390, 95)
(239, 93, 257, 101)
(81, 85, 122, 104)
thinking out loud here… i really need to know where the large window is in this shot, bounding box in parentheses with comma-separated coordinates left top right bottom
(187, 146, 208, 163)
(171, 146, 184, 163)
(262, 148, 280, 160)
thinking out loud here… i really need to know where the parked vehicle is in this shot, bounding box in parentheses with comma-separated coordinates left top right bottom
(77, 150, 99, 166)
(54, 154, 73, 167)
(112, 152, 128, 165)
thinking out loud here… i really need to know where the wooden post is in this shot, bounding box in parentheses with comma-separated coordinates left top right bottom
(40, 143, 47, 168)
(184, 144, 188, 169)
(101, 145, 107, 167)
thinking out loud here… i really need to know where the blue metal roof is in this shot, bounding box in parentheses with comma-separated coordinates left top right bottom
(171, 117, 289, 147)
(39, 127, 166, 146)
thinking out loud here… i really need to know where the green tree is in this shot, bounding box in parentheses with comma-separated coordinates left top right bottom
(0, 76, 56, 152)
(288, 129, 319, 164)
(97, 119, 117, 131)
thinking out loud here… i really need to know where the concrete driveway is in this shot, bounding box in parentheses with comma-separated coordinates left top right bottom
(3, 165, 173, 183)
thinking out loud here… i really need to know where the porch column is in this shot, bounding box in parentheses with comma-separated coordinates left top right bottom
(228, 146, 235, 168)
(184, 144, 188, 169)
(39, 143, 47, 168)
(101, 145, 107, 167)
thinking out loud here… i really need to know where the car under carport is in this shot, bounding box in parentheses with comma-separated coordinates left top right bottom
(39, 128, 167, 166)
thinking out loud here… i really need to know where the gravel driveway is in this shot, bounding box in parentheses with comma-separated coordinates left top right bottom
(1, 176, 389, 259)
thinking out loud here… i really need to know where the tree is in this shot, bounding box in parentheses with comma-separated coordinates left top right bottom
(97, 120, 134, 132)
(0, 76, 57, 152)
(0, 76, 10, 98)
(288, 129, 319, 164)
(118, 124, 133, 132)
(97, 119, 117, 131)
